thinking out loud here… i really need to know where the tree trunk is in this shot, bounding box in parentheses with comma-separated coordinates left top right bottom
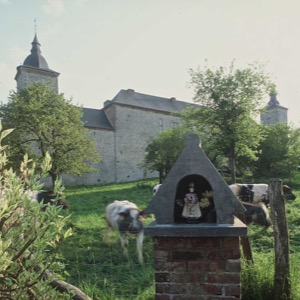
(159, 170, 163, 183)
(50, 173, 57, 189)
(269, 179, 291, 300)
(228, 149, 236, 184)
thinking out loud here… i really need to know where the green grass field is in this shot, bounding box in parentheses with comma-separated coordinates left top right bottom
(59, 178, 300, 300)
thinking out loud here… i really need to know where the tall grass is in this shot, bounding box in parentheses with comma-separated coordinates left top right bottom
(59, 178, 300, 299)
(61, 179, 156, 299)
(241, 177, 300, 300)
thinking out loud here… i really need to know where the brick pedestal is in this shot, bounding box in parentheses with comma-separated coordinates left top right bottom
(153, 236, 241, 300)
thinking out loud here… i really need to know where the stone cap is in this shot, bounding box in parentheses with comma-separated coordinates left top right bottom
(145, 218, 247, 237)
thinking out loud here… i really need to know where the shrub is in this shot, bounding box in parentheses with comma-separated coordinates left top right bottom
(0, 125, 72, 299)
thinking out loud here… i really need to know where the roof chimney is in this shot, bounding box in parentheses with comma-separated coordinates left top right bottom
(126, 89, 135, 95)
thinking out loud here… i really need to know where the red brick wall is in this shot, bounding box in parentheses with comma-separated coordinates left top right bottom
(153, 236, 241, 299)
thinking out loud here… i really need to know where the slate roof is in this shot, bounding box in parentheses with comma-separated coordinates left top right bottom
(107, 89, 191, 113)
(23, 34, 50, 69)
(82, 107, 113, 130)
(81, 89, 196, 130)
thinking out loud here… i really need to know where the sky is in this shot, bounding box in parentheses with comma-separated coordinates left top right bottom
(0, 0, 300, 126)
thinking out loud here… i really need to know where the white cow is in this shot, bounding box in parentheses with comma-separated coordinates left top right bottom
(105, 200, 144, 264)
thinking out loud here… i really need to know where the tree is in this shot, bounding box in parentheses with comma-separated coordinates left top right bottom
(0, 83, 100, 186)
(254, 123, 300, 178)
(143, 127, 188, 182)
(181, 61, 273, 183)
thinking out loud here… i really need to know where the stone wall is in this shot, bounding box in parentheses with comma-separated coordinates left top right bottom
(113, 105, 181, 183)
(62, 128, 115, 186)
(153, 236, 241, 299)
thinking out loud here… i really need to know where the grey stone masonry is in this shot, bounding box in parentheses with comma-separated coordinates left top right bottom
(15, 65, 59, 93)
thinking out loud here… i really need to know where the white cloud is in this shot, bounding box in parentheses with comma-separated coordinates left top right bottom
(43, 0, 65, 17)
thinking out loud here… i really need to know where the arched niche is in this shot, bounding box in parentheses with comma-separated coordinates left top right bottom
(174, 174, 216, 223)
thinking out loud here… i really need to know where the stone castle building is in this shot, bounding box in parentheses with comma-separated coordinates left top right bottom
(15, 34, 189, 185)
(15, 35, 289, 185)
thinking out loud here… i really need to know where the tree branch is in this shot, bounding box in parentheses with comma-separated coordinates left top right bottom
(37, 267, 92, 300)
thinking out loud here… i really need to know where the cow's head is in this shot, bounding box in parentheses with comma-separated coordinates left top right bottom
(118, 209, 144, 233)
(282, 185, 297, 201)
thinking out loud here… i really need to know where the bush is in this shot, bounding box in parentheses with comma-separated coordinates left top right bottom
(0, 125, 72, 299)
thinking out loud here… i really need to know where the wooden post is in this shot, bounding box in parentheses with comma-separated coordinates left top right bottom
(240, 236, 253, 263)
(269, 179, 291, 300)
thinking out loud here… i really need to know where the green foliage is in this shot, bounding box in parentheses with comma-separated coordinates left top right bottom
(254, 123, 300, 178)
(0, 124, 72, 299)
(0, 83, 100, 186)
(182, 61, 273, 183)
(143, 127, 189, 182)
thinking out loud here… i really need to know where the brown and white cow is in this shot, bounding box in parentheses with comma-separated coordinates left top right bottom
(229, 183, 296, 206)
(105, 200, 145, 264)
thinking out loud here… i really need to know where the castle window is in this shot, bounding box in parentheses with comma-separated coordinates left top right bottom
(159, 119, 164, 132)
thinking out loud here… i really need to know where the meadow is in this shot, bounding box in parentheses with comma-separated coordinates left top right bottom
(60, 177, 300, 300)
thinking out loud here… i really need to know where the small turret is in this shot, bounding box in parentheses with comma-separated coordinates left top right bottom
(15, 32, 60, 93)
(260, 91, 288, 125)
(23, 34, 50, 69)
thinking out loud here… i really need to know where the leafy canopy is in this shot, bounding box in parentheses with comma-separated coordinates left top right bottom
(254, 123, 300, 178)
(182, 61, 273, 183)
(0, 83, 100, 185)
(143, 127, 188, 182)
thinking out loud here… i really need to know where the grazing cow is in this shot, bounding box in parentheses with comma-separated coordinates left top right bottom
(237, 202, 272, 228)
(34, 191, 68, 209)
(0, 189, 47, 231)
(229, 183, 296, 206)
(105, 200, 144, 264)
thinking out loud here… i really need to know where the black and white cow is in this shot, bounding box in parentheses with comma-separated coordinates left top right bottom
(229, 183, 296, 206)
(237, 202, 272, 228)
(105, 200, 144, 264)
(34, 191, 68, 210)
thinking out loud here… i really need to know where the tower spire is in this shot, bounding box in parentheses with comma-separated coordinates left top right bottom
(22, 20, 49, 69)
(34, 18, 37, 35)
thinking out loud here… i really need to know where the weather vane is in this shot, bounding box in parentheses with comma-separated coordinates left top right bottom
(34, 18, 37, 34)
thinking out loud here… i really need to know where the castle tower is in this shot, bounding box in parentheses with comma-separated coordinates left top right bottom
(15, 34, 60, 92)
(260, 92, 288, 125)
